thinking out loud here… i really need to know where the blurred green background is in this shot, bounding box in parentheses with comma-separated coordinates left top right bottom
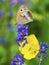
(0, 0, 49, 65)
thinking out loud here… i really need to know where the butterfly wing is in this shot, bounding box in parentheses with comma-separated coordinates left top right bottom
(16, 5, 33, 25)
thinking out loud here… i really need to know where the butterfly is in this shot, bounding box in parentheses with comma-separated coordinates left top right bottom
(16, 5, 33, 25)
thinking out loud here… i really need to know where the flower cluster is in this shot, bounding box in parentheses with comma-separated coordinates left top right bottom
(40, 42, 48, 54)
(10, 0, 25, 6)
(16, 24, 28, 47)
(10, 0, 18, 6)
(38, 42, 48, 65)
(11, 54, 24, 65)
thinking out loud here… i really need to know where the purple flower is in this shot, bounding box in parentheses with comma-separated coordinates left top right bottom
(11, 54, 24, 65)
(18, 0, 25, 4)
(0, 0, 4, 2)
(4, 22, 16, 34)
(38, 53, 48, 61)
(38, 42, 48, 63)
(16, 33, 25, 46)
(0, 38, 7, 44)
(16, 24, 28, 46)
(17, 24, 23, 32)
(40, 42, 48, 54)
(7, 22, 14, 32)
(0, 11, 4, 17)
(10, 0, 18, 6)
(16, 33, 24, 42)
(17, 24, 28, 36)
(10, 0, 25, 6)
(22, 25, 28, 36)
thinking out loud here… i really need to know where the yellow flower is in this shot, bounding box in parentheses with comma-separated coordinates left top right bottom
(19, 34, 40, 60)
